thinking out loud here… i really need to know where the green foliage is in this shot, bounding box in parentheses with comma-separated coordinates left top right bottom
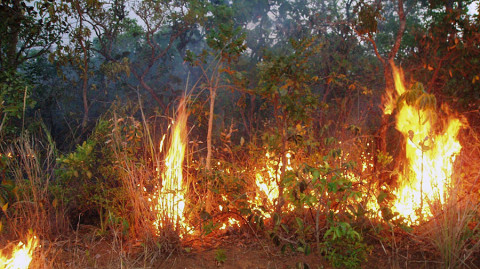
(321, 221, 371, 269)
(0, 72, 36, 138)
(215, 248, 227, 264)
(289, 161, 361, 219)
(57, 140, 96, 181)
(0, 0, 68, 72)
(397, 82, 437, 115)
(375, 150, 393, 168)
(355, 2, 382, 35)
(256, 37, 320, 125)
(268, 212, 312, 256)
(188, 162, 251, 234)
(54, 117, 126, 231)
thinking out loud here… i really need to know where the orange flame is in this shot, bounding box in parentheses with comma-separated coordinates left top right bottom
(382, 65, 407, 115)
(388, 65, 463, 224)
(0, 234, 38, 269)
(252, 152, 293, 217)
(152, 99, 190, 234)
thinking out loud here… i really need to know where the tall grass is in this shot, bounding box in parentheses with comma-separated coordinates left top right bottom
(0, 133, 70, 268)
(3, 134, 67, 239)
(107, 98, 189, 256)
(425, 149, 480, 268)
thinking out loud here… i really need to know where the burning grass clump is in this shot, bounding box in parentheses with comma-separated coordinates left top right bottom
(0, 131, 70, 268)
(417, 127, 480, 269)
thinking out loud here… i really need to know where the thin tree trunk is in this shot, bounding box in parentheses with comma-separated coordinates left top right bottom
(81, 69, 89, 130)
(276, 121, 287, 213)
(78, 4, 89, 131)
(206, 86, 216, 170)
(373, 0, 406, 169)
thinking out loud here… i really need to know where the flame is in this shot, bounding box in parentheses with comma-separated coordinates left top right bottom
(252, 152, 293, 217)
(382, 65, 406, 115)
(152, 98, 190, 234)
(388, 65, 463, 224)
(0, 235, 38, 269)
(219, 217, 240, 230)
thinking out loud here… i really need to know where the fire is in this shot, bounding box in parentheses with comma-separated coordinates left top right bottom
(152, 98, 190, 234)
(0, 234, 38, 269)
(252, 152, 293, 217)
(218, 217, 240, 230)
(386, 65, 464, 224)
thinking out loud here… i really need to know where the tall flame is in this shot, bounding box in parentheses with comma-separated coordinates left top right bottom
(153, 98, 189, 233)
(387, 65, 463, 224)
(0, 234, 38, 269)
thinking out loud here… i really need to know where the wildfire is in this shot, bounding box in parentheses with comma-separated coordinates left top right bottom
(385, 64, 464, 224)
(0, 234, 38, 269)
(152, 98, 190, 234)
(252, 152, 293, 217)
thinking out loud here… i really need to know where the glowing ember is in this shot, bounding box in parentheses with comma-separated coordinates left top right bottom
(152, 98, 190, 234)
(219, 217, 240, 230)
(0, 235, 38, 269)
(386, 65, 464, 224)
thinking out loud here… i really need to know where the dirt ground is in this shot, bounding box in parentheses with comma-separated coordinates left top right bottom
(48, 224, 478, 269)
(160, 236, 328, 269)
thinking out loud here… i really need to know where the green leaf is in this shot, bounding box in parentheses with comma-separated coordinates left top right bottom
(295, 217, 304, 230)
(377, 191, 388, 203)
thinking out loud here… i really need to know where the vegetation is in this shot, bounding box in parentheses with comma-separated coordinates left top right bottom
(0, 0, 479, 268)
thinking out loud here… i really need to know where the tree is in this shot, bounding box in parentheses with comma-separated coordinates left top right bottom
(404, 0, 480, 118)
(0, 0, 68, 138)
(256, 37, 320, 212)
(351, 0, 411, 167)
(116, 0, 207, 111)
(0, 0, 68, 73)
(186, 3, 246, 170)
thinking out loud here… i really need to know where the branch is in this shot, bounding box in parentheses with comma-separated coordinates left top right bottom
(131, 68, 166, 111)
(350, 24, 386, 66)
(388, 0, 406, 61)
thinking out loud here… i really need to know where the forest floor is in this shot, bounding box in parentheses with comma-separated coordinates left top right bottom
(49, 224, 451, 269)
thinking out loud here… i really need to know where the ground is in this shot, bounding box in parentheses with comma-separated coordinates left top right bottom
(42, 224, 479, 269)
(166, 236, 326, 269)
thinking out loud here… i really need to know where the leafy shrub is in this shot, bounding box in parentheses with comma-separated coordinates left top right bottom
(54, 117, 126, 232)
(320, 221, 371, 269)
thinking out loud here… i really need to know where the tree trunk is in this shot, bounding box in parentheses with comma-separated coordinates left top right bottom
(377, 63, 394, 154)
(78, 4, 89, 132)
(276, 121, 287, 213)
(81, 69, 89, 130)
(367, 0, 406, 171)
(205, 86, 216, 170)
(3, 0, 22, 72)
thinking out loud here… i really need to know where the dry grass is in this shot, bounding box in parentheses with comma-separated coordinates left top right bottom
(3, 134, 68, 240)
(421, 127, 480, 269)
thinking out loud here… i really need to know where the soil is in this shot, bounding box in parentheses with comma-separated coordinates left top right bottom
(164, 237, 327, 269)
(46, 224, 479, 269)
